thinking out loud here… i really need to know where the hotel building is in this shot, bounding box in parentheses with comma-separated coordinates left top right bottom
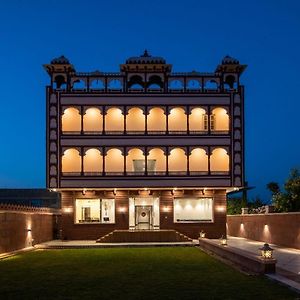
(44, 51, 246, 240)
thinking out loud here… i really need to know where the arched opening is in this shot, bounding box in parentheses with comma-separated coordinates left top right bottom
(211, 107, 229, 131)
(128, 75, 144, 89)
(168, 79, 184, 90)
(108, 79, 122, 90)
(72, 79, 86, 90)
(189, 148, 208, 174)
(83, 108, 103, 133)
(205, 80, 218, 90)
(147, 148, 166, 175)
(147, 107, 166, 133)
(126, 148, 145, 175)
(147, 75, 163, 89)
(186, 79, 201, 90)
(90, 79, 105, 90)
(126, 107, 145, 133)
(210, 148, 229, 173)
(54, 75, 66, 89)
(62, 107, 81, 133)
(62, 148, 81, 174)
(83, 149, 103, 175)
(105, 149, 124, 174)
(168, 107, 187, 132)
(105, 107, 124, 133)
(189, 108, 207, 132)
(168, 148, 187, 174)
(224, 75, 236, 89)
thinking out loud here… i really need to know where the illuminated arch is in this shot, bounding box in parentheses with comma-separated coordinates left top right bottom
(210, 148, 229, 172)
(105, 149, 124, 173)
(83, 108, 103, 133)
(211, 107, 229, 131)
(147, 107, 166, 132)
(168, 107, 187, 131)
(126, 148, 145, 173)
(126, 107, 145, 132)
(105, 108, 124, 132)
(168, 148, 187, 172)
(62, 148, 81, 173)
(189, 148, 208, 172)
(83, 149, 102, 174)
(189, 108, 207, 131)
(62, 107, 81, 132)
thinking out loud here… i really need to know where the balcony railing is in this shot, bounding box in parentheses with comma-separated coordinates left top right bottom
(61, 130, 229, 136)
(61, 171, 229, 177)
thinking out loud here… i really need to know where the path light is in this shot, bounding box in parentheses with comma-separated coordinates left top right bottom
(220, 235, 227, 246)
(199, 230, 206, 238)
(259, 243, 274, 259)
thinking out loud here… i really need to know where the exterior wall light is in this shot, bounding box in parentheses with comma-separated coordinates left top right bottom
(113, 188, 117, 195)
(259, 243, 274, 259)
(82, 188, 87, 195)
(220, 235, 227, 246)
(199, 230, 206, 238)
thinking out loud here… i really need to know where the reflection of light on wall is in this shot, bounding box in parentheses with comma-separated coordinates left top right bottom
(162, 206, 171, 212)
(118, 207, 127, 213)
(63, 207, 73, 213)
(216, 205, 226, 212)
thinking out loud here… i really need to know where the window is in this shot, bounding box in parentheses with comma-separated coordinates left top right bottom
(173, 198, 213, 223)
(75, 199, 115, 224)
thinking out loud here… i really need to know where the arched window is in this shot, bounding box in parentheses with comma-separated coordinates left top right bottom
(105, 108, 124, 133)
(205, 80, 218, 90)
(83, 108, 103, 133)
(90, 79, 105, 90)
(62, 148, 81, 174)
(53, 75, 66, 89)
(189, 108, 207, 132)
(189, 148, 208, 174)
(168, 148, 187, 174)
(147, 148, 166, 175)
(128, 75, 143, 89)
(62, 107, 81, 133)
(147, 107, 166, 133)
(108, 79, 122, 90)
(211, 107, 229, 131)
(83, 149, 102, 174)
(72, 79, 86, 90)
(168, 107, 187, 132)
(126, 107, 145, 133)
(105, 149, 124, 174)
(224, 75, 236, 89)
(168, 79, 184, 90)
(126, 148, 145, 175)
(186, 79, 201, 90)
(210, 148, 229, 173)
(147, 75, 163, 89)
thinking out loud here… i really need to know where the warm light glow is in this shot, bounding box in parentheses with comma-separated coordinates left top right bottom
(62, 148, 81, 173)
(215, 205, 226, 212)
(162, 206, 170, 212)
(147, 107, 166, 131)
(211, 107, 229, 131)
(63, 207, 73, 213)
(126, 107, 145, 131)
(84, 148, 102, 173)
(189, 108, 207, 131)
(210, 148, 229, 172)
(168, 148, 187, 172)
(105, 149, 124, 172)
(62, 107, 81, 132)
(105, 107, 124, 131)
(189, 148, 208, 172)
(83, 108, 102, 132)
(168, 107, 187, 131)
(118, 207, 127, 213)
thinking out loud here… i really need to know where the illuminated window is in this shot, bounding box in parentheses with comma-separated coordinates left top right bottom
(173, 198, 213, 223)
(75, 199, 115, 224)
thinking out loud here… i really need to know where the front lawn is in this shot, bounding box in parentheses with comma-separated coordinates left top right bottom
(0, 247, 297, 299)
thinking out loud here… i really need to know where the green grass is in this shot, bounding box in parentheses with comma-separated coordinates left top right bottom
(0, 247, 297, 300)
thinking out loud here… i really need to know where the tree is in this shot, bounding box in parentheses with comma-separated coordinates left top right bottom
(268, 168, 300, 212)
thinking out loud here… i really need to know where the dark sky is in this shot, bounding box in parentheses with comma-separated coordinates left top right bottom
(0, 0, 299, 201)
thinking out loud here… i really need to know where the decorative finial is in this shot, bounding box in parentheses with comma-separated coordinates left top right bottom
(142, 49, 150, 57)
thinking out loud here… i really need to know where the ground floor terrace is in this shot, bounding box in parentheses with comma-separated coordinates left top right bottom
(0, 247, 297, 300)
(60, 188, 227, 240)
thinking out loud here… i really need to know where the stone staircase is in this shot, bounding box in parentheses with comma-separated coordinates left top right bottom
(96, 230, 192, 243)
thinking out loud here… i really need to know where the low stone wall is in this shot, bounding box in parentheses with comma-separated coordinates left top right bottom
(0, 204, 61, 254)
(227, 213, 300, 249)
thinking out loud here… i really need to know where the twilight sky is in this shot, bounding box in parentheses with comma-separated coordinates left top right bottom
(0, 0, 299, 201)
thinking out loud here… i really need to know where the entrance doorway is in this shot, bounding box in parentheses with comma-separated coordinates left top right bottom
(129, 197, 160, 230)
(135, 205, 152, 229)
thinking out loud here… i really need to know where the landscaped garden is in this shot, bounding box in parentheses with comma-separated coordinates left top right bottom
(0, 247, 297, 299)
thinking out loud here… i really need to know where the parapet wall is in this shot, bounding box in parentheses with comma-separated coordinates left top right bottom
(227, 213, 300, 249)
(0, 204, 61, 254)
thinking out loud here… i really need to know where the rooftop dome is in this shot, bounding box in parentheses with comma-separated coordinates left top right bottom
(126, 50, 166, 64)
(50, 55, 70, 64)
(222, 55, 239, 65)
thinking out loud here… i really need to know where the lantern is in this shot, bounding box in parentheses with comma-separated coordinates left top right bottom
(259, 243, 274, 259)
(220, 235, 227, 246)
(199, 231, 206, 238)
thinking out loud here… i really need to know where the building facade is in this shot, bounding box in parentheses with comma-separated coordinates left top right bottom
(44, 51, 246, 240)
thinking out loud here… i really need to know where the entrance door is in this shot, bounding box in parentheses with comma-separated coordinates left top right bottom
(135, 205, 152, 230)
